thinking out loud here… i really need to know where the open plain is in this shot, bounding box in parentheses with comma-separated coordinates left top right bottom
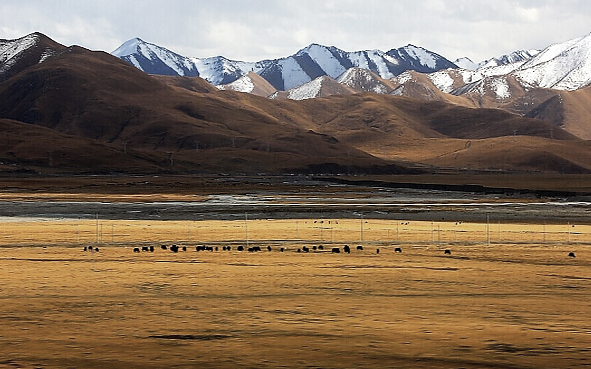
(0, 176, 590, 368)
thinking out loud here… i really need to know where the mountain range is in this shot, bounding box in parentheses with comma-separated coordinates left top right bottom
(112, 33, 591, 104)
(2, 32, 591, 176)
(112, 39, 458, 91)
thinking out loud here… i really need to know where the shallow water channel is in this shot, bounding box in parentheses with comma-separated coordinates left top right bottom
(0, 187, 588, 223)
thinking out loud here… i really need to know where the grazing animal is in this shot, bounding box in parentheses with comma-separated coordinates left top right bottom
(343, 245, 351, 254)
(331, 247, 341, 253)
(133, 247, 140, 253)
(568, 252, 576, 258)
(161, 245, 168, 250)
(444, 249, 452, 255)
(394, 247, 402, 253)
(356, 245, 363, 251)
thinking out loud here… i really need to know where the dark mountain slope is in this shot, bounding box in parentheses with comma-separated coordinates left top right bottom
(0, 118, 166, 174)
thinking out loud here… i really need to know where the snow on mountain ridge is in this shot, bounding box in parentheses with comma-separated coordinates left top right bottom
(279, 57, 312, 90)
(428, 70, 456, 93)
(367, 50, 395, 79)
(513, 32, 591, 90)
(112, 37, 199, 77)
(112, 39, 456, 91)
(479, 49, 539, 69)
(402, 45, 437, 69)
(454, 57, 478, 70)
(111, 32, 591, 99)
(297, 44, 347, 78)
(217, 74, 254, 93)
(111, 37, 143, 57)
(288, 76, 325, 100)
(0, 33, 41, 72)
(192, 56, 245, 86)
(337, 68, 391, 94)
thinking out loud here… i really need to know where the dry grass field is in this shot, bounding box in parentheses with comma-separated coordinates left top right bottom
(1, 218, 590, 368)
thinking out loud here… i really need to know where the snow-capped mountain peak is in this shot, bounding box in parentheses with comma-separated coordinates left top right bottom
(111, 32, 591, 99)
(112, 38, 199, 77)
(111, 37, 145, 57)
(386, 45, 458, 73)
(0, 32, 65, 80)
(0, 33, 41, 71)
(399, 44, 439, 69)
(112, 39, 458, 91)
(513, 32, 591, 90)
(454, 57, 478, 70)
(478, 49, 539, 69)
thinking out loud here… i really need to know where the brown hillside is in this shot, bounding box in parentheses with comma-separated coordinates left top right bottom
(390, 71, 475, 107)
(279, 94, 587, 173)
(402, 136, 591, 174)
(558, 86, 591, 140)
(153, 75, 219, 94)
(290, 94, 575, 141)
(507, 86, 591, 140)
(0, 119, 167, 174)
(0, 45, 407, 174)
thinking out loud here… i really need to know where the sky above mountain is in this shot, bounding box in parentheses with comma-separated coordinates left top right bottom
(1, 0, 591, 63)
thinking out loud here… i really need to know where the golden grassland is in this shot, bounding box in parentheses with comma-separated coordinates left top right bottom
(0, 218, 590, 368)
(1, 218, 590, 247)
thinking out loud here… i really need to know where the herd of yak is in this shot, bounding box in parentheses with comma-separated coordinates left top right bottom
(81, 244, 578, 258)
(79, 244, 474, 256)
